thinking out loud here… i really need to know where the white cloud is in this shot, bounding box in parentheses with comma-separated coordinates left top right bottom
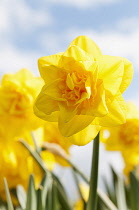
(49, 0, 120, 8)
(118, 17, 139, 32)
(0, 0, 53, 34)
(0, 44, 40, 75)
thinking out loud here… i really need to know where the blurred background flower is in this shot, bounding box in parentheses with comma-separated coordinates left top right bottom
(0, 69, 74, 203)
(101, 102, 139, 177)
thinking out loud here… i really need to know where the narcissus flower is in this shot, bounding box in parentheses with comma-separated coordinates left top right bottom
(100, 102, 139, 153)
(34, 36, 133, 145)
(0, 135, 55, 196)
(0, 69, 44, 139)
(122, 152, 139, 176)
(74, 183, 89, 210)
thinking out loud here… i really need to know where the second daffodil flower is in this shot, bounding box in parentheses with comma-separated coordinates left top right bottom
(34, 36, 133, 145)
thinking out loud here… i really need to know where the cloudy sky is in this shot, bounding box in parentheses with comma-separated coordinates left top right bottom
(0, 0, 139, 189)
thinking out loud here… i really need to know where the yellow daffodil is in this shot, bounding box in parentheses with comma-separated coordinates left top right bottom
(100, 102, 139, 153)
(0, 136, 55, 195)
(74, 183, 89, 210)
(122, 151, 139, 177)
(34, 36, 133, 145)
(0, 69, 44, 139)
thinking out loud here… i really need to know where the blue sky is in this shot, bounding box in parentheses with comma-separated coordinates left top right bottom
(0, 0, 139, 184)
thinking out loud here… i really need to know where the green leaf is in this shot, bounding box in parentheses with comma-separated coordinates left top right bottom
(86, 133, 100, 210)
(103, 176, 116, 205)
(0, 206, 7, 210)
(56, 182, 72, 210)
(37, 187, 43, 210)
(129, 172, 139, 210)
(3, 178, 14, 210)
(115, 176, 127, 210)
(31, 132, 41, 155)
(110, 166, 118, 189)
(52, 181, 60, 210)
(40, 172, 52, 209)
(72, 170, 86, 208)
(16, 185, 26, 209)
(45, 186, 53, 210)
(26, 175, 37, 210)
(97, 189, 118, 210)
(53, 174, 69, 203)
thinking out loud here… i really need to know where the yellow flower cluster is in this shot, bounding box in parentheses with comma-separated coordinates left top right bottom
(74, 183, 89, 210)
(101, 102, 139, 175)
(34, 35, 133, 145)
(0, 69, 73, 197)
(0, 69, 44, 139)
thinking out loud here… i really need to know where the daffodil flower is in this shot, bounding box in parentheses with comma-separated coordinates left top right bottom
(0, 69, 44, 139)
(34, 36, 133, 145)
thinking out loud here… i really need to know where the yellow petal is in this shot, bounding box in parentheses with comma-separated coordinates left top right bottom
(93, 92, 127, 126)
(68, 124, 101, 146)
(38, 64, 61, 85)
(2, 69, 34, 86)
(34, 89, 59, 120)
(43, 82, 66, 101)
(119, 58, 134, 93)
(82, 80, 108, 117)
(38, 53, 62, 69)
(66, 73, 75, 90)
(34, 105, 59, 122)
(98, 55, 124, 95)
(100, 127, 121, 151)
(58, 101, 78, 123)
(59, 53, 97, 75)
(64, 45, 94, 62)
(58, 114, 94, 137)
(68, 35, 102, 59)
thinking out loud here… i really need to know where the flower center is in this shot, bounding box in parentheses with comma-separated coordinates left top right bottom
(119, 119, 139, 145)
(59, 72, 91, 103)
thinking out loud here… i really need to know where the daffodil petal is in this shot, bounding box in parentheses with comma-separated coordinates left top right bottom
(68, 124, 101, 146)
(82, 80, 108, 117)
(2, 69, 34, 87)
(34, 89, 59, 116)
(59, 101, 78, 123)
(119, 58, 134, 93)
(34, 105, 59, 122)
(68, 35, 102, 59)
(43, 81, 66, 101)
(98, 55, 125, 95)
(38, 53, 62, 68)
(93, 92, 127, 126)
(38, 64, 61, 85)
(58, 115, 94, 136)
(64, 45, 94, 62)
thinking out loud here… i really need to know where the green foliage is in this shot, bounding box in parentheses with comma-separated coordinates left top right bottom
(2, 137, 139, 210)
(103, 166, 139, 210)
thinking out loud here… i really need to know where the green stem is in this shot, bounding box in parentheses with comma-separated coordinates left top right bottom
(86, 133, 99, 210)
(67, 142, 118, 210)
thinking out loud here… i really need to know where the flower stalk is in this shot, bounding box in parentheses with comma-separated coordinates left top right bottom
(86, 133, 99, 210)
